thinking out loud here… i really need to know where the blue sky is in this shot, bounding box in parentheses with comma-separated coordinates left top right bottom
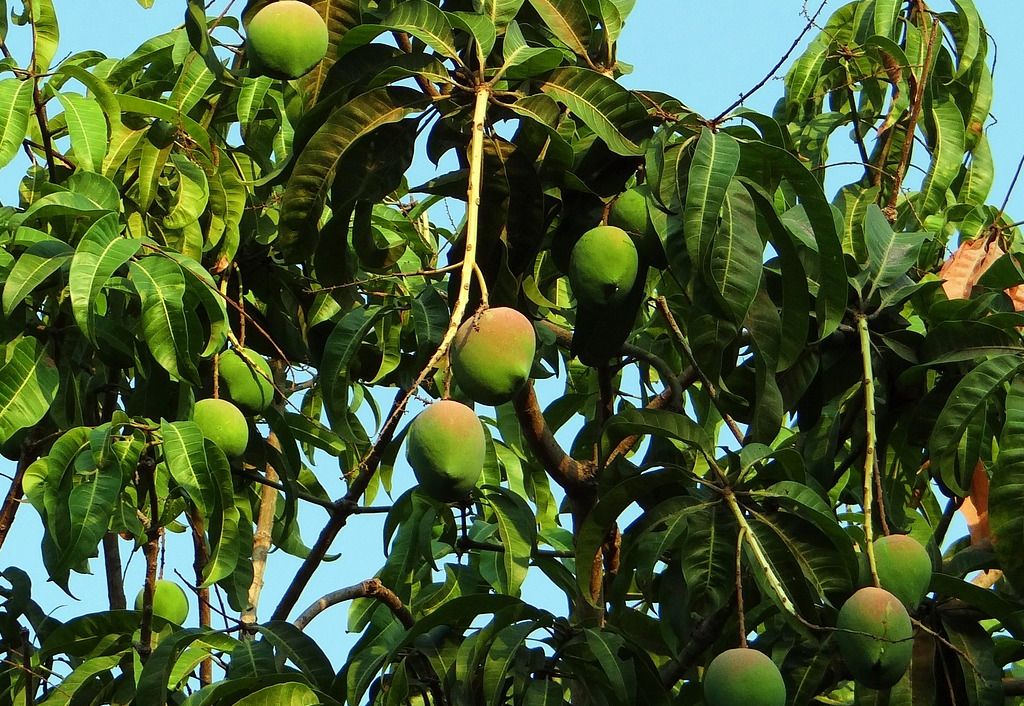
(0, 0, 1018, 669)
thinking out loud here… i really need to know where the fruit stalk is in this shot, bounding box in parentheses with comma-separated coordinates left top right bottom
(857, 314, 880, 587)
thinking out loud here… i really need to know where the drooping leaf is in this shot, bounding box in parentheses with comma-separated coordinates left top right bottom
(128, 256, 200, 384)
(683, 129, 740, 272)
(526, 0, 591, 58)
(2, 239, 72, 316)
(278, 87, 427, 260)
(69, 212, 140, 342)
(932, 356, 1024, 495)
(0, 337, 59, 445)
(56, 92, 108, 173)
(537, 67, 650, 156)
(0, 78, 33, 169)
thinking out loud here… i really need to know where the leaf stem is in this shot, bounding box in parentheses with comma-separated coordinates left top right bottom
(736, 527, 747, 648)
(722, 488, 798, 617)
(857, 314, 880, 586)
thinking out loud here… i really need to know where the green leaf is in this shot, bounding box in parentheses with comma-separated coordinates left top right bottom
(338, 0, 459, 60)
(677, 503, 735, 613)
(482, 621, 540, 706)
(162, 153, 210, 231)
(481, 486, 537, 597)
(991, 378, 1024, 597)
(932, 355, 1024, 495)
(137, 628, 234, 705)
(0, 337, 59, 445)
(916, 94, 966, 219)
(161, 420, 218, 518)
(537, 67, 650, 156)
(128, 256, 200, 384)
(601, 407, 713, 460)
(0, 78, 33, 169)
(863, 204, 927, 297)
(741, 140, 847, 340)
(28, 0, 58, 74)
(57, 457, 121, 574)
(254, 621, 335, 692)
(299, 0, 361, 103)
(475, 0, 525, 28)
(40, 610, 156, 660)
(2, 239, 72, 316)
(683, 129, 740, 272)
(710, 180, 762, 322)
(575, 470, 682, 605)
(203, 443, 242, 586)
(56, 93, 107, 173)
(582, 629, 631, 704)
(447, 11, 497, 59)
(115, 94, 212, 156)
(69, 213, 140, 342)
(35, 654, 122, 706)
(498, 21, 564, 80)
(234, 682, 320, 706)
(278, 87, 427, 260)
(319, 306, 388, 428)
(526, 0, 592, 58)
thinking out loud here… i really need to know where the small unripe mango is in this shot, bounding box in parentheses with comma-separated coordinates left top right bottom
(405, 400, 485, 503)
(608, 187, 652, 237)
(569, 226, 639, 306)
(703, 648, 786, 706)
(246, 1, 329, 80)
(866, 534, 932, 610)
(135, 579, 190, 625)
(193, 398, 249, 458)
(835, 587, 913, 689)
(218, 348, 275, 414)
(451, 307, 536, 405)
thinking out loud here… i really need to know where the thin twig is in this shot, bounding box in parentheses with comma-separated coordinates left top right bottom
(655, 296, 745, 444)
(187, 508, 213, 686)
(294, 578, 414, 630)
(242, 362, 287, 630)
(0, 446, 36, 552)
(710, 0, 830, 124)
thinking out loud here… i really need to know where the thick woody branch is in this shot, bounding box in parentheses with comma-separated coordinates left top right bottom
(294, 579, 413, 631)
(512, 383, 591, 491)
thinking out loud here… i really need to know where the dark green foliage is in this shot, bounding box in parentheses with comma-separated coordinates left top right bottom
(0, 0, 1021, 704)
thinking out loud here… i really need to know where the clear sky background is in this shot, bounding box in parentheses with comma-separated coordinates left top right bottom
(0, 0, 1018, 672)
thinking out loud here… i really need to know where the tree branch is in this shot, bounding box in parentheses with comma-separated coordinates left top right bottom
(0, 446, 36, 552)
(274, 87, 492, 622)
(188, 508, 213, 685)
(512, 383, 590, 492)
(294, 578, 414, 631)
